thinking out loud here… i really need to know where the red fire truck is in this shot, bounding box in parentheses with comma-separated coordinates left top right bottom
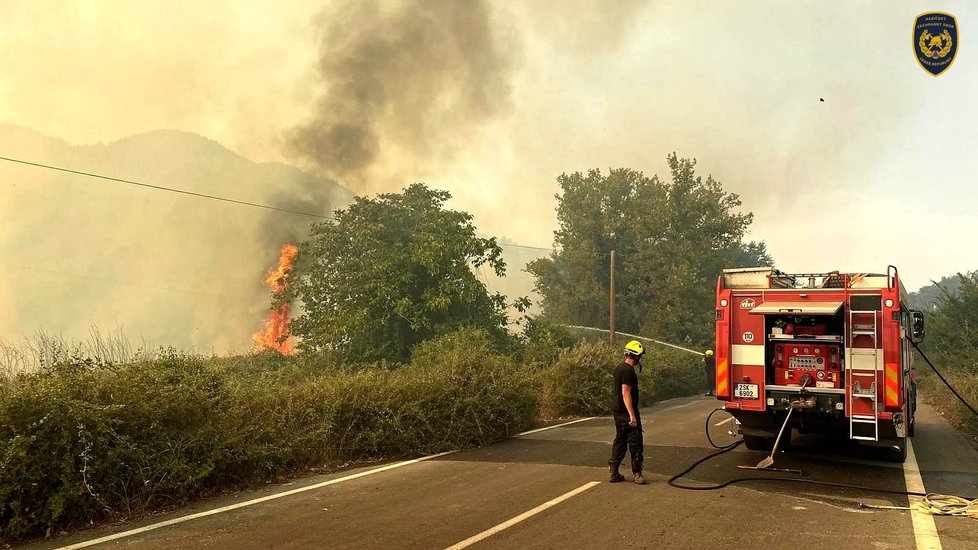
(714, 266, 925, 462)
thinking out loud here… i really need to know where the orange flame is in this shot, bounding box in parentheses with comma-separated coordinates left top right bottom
(252, 243, 299, 354)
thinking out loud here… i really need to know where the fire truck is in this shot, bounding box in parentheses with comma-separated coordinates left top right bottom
(714, 266, 926, 462)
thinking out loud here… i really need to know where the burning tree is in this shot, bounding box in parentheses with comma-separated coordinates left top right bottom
(253, 243, 299, 354)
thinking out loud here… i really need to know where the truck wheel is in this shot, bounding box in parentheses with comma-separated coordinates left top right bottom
(883, 438, 908, 463)
(743, 435, 771, 451)
(907, 387, 917, 437)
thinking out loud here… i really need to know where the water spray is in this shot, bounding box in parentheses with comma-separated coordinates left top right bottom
(562, 325, 706, 356)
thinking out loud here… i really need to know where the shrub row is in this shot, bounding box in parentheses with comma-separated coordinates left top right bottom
(0, 329, 701, 542)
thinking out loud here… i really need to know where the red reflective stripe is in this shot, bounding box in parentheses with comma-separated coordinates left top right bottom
(885, 363, 899, 408)
(716, 359, 730, 398)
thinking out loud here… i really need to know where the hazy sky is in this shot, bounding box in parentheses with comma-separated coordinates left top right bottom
(2, 1, 976, 350)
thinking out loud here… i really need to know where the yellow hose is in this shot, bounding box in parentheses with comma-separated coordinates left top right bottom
(860, 494, 978, 519)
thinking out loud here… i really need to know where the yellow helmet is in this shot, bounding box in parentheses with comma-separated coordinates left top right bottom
(624, 340, 645, 358)
(705, 350, 714, 356)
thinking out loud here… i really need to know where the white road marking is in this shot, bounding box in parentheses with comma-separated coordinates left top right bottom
(444, 482, 601, 550)
(56, 416, 599, 549)
(517, 417, 596, 436)
(55, 451, 456, 550)
(904, 439, 942, 550)
(658, 400, 701, 412)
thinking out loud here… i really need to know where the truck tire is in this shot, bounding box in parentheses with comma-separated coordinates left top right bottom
(907, 385, 917, 437)
(883, 438, 908, 463)
(743, 435, 771, 451)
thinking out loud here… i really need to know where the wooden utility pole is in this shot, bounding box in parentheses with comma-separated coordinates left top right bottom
(610, 250, 616, 346)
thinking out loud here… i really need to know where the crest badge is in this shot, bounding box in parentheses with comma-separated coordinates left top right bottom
(914, 12, 958, 76)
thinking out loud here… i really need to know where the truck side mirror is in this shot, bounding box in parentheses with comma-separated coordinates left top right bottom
(910, 310, 925, 343)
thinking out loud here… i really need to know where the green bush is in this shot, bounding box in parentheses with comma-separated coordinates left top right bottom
(518, 317, 576, 368)
(645, 346, 705, 402)
(0, 328, 541, 542)
(538, 340, 704, 419)
(540, 340, 618, 417)
(404, 328, 541, 449)
(0, 352, 231, 540)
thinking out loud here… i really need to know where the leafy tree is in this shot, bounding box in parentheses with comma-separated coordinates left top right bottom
(528, 154, 770, 347)
(527, 167, 663, 331)
(728, 240, 774, 269)
(922, 272, 978, 374)
(286, 184, 512, 363)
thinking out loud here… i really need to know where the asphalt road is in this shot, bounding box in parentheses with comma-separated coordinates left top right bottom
(30, 396, 978, 550)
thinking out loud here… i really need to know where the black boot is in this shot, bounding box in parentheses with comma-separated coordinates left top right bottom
(632, 470, 647, 485)
(609, 462, 625, 483)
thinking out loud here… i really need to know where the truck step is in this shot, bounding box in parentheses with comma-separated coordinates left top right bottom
(850, 349, 878, 355)
(851, 435, 879, 441)
(851, 415, 878, 421)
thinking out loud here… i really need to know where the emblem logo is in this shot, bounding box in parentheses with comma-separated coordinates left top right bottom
(740, 298, 756, 309)
(914, 12, 958, 76)
(742, 332, 754, 343)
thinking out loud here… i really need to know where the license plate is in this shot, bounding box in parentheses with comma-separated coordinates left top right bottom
(734, 383, 759, 399)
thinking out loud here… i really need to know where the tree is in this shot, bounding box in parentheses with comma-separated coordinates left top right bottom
(527, 167, 664, 331)
(286, 184, 511, 363)
(528, 154, 771, 347)
(922, 272, 978, 374)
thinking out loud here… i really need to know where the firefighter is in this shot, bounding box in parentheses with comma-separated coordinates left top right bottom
(608, 340, 647, 485)
(703, 349, 716, 396)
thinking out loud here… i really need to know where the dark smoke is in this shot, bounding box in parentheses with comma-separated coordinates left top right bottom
(287, 0, 515, 192)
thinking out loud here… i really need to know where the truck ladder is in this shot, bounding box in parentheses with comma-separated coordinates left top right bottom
(848, 306, 880, 441)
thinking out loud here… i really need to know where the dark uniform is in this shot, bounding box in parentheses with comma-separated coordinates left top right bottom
(609, 361, 643, 475)
(703, 353, 716, 395)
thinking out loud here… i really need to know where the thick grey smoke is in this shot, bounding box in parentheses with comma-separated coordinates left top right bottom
(287, 0, 515, 192)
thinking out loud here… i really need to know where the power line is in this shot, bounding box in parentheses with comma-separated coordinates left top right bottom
(0, 155, 329, 219)
(0, 154, 563, 254)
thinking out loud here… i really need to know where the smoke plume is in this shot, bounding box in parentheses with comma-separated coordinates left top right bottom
(287, 0, 515, 192)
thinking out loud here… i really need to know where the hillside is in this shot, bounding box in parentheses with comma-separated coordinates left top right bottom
(0, 125, 353, 353)
(908, 271, 976, 312)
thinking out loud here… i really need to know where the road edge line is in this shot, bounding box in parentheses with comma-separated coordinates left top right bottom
(55, 451, 456, 550)
(904, 439, 942, 550)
